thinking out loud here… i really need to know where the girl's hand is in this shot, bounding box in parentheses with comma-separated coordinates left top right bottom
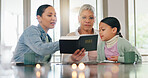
(71, 48, 85, 62)
(107, 56, 118, 61)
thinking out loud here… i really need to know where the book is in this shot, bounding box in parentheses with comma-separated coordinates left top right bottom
(59, 34, 98, 54)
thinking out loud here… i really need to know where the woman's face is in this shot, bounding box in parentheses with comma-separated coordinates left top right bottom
(79, 10, 95, 31)
(37, 6, 57, 32)
(99, 22, 117, 41)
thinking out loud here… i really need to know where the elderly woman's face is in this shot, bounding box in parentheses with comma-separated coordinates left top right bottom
(79, 10, 95, 31)
(38, 6, 57, 30)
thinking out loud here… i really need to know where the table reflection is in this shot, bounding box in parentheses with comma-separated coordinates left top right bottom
(62, 63, 98, 78)
(97, 63, 139, 78)
(88, 65, 98, 78)
(2, 62, 148, 78)
(12, 66, 35, 78)
(12, 64, 50, 78)
(24, 66, 35, 78)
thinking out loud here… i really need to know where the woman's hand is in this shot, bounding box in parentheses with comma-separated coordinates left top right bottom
(107, 56, 118, 61)
(88, 51, 97, 61)
(71, 48, 85, 62)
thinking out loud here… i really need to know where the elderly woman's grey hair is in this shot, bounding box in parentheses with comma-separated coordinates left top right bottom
(78, 4, 95, 16)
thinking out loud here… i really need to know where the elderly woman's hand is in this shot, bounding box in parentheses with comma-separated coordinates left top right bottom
(88, 51, 97, 61)
(71, 48, 85, 62)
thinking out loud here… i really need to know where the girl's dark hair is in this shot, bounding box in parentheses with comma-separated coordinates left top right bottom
(101, 17, 123, 38)
(36, 4, 52, 16)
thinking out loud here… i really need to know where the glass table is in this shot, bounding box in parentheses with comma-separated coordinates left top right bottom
(1, 62, 148, 78)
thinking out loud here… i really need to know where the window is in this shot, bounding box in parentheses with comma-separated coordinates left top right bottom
(128, 0, 148, 61)
(1, 0, 23, 63)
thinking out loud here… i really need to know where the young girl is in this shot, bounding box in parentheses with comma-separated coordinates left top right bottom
(98, 17, 142, 63)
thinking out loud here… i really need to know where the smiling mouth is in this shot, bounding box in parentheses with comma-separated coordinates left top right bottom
(50, 22, 56, 25)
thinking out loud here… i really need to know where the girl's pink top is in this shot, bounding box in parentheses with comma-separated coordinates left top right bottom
(104, 42, 119, 59)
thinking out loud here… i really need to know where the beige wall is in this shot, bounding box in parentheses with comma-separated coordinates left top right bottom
(107, 0, 128, 39)
(60, 0, 69, 36)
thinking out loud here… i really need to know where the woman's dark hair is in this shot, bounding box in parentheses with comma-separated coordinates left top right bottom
(101, 17, 123, 38)
(36, 4, 52, 16)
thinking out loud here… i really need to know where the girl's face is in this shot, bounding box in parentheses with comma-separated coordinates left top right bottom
(37, 6, 57, 32)
(99, 22, 117, 41)
(78, 10, 95, 31)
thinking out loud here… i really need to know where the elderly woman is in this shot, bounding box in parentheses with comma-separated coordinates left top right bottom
(62, 4, 99, 63)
